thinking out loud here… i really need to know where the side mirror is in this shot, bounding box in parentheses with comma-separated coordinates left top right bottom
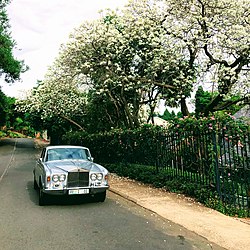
(88, 156, 94, 162)
(36, 158, 41, 166)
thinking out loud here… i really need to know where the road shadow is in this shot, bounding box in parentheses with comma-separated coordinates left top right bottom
(0, 138, 16, 147)
(26, 181, 99, 206)
(0, 138, 35, 148)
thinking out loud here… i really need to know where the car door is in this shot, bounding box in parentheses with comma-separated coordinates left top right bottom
(34, 148, 46, 186)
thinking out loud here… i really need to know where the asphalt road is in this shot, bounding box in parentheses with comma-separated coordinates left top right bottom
(0, 138, 224, 250)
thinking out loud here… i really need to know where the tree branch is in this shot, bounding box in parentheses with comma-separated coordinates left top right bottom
(60, 115, 85, 131)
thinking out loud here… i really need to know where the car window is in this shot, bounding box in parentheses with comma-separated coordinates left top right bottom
(46, 148, 89, 161)
(70, 149, 88, 160)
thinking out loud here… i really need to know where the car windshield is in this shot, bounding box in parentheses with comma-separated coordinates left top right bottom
(46, 148, 89, 161)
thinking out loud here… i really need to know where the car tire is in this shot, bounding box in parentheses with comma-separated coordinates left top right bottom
(94, 190, 106, 202)
(34, 176, 39, 190)
(39, 188, 47, 206)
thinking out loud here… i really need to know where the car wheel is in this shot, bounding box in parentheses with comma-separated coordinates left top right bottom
(94, 190, 106, 202)
(39, 188, 47, 206)
(33, 176, 39, 190)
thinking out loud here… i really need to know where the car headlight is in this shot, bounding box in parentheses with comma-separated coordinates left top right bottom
(91, 173, 103, 181)
(59, 174, 66, 182)
(96, 173, 103, 180)
(52, 175, 59, 182)
(90, 173, 97, 181)
(52, 174, 66, 182)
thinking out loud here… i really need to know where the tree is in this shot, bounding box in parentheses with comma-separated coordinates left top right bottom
(195, 86, 213, 116)
(21, 2, 194, 130)
(195, 86, 242, 117)
(0, 87, 17, 128)
(0, 0, 27, 82)
(84, 90, 128, 133)
(19, 0, 250, 132)
(0, 87, 7, 126)
(160, 0, 250, 115)
(17, 79, 87, 131)
(160, 108, 176, 121)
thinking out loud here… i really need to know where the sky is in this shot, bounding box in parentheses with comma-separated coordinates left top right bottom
(1, 0, 128, 98)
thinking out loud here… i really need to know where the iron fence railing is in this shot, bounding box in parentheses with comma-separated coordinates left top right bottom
(155, 127, 250, 214)
(63, 122, 250, 215)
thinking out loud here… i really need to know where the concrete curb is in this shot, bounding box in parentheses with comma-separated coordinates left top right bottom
(109, 187, 139, 204)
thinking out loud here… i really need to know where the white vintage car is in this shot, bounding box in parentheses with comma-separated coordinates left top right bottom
(34, 145, 109, 205)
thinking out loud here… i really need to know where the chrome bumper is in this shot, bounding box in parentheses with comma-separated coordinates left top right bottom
(43, 186, 109, 196)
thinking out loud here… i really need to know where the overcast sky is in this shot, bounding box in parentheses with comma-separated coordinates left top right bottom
(1, 0, 128, 98)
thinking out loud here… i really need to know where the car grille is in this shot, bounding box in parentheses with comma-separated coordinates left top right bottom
(67, 171, 89, 188)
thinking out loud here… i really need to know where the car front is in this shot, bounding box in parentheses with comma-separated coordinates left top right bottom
(42, 160, 109, 196)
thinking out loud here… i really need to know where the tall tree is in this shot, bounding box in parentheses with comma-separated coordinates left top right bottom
(0, 0, 27, 82)
(160, 0, 250, 115)
(195, 86, 212, 117)
(20, 3, 192, 130)
(0, 87, 16, 127)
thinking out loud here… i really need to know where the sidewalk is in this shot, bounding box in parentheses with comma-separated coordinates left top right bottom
(109, 174, 250, 250)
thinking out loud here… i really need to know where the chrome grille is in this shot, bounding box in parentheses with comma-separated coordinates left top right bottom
(67, 171, 89, 188)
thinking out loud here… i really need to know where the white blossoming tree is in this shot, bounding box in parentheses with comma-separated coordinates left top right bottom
(159, 0, 250, 115)
(20, 0, 249, 133)
(20, 2, 191, 129)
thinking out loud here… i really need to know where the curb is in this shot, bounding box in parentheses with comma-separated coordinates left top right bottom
(109, 187, 138, 204)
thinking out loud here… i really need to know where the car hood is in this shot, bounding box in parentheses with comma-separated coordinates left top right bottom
(45, 160, 106, 173)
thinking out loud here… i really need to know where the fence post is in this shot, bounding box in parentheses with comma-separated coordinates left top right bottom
(212, 130, 222, 199)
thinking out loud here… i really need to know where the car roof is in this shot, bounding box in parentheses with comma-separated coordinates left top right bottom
(46, 145, 89, 150)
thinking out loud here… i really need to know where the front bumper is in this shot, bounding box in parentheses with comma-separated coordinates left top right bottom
(42, 186, 109, 196)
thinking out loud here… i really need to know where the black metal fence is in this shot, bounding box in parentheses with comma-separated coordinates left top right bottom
(155, 126, 250, 214)
(62, 121, 250, 214)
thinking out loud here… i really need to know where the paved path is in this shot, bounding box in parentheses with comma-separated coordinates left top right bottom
(109, 174, 250, 250)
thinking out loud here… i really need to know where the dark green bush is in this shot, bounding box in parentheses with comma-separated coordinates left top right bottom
(62, 124, 166, 165)
(106, 162, 214, 201)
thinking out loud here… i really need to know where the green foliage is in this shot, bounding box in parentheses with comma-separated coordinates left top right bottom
(0, 87, 8, 126)
(63, 112, 249, 168)
(62, 124, 166, 165)
(0, 130, 6, 137)
(106, 162, 201, 203)
(169, 111, 249, 135)
(6, 130, 26, 138)
(0, 88, 17, 128)
(0, 89, 44, 138)
(105, 163, 157, 183)
(159, 108, 176, 121)
(84, 90, 127, 133)
(195, 86, 245, 117)
(0, 0, 27, 82)
(195, 86, 213, 116)
(0, 129, 26, 138)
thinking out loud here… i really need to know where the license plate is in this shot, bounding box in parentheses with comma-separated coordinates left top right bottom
(69, 189, 89, 195)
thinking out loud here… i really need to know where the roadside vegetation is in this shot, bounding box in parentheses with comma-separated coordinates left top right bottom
(1, 0, 249, 216)
(0, 0, 30, 138)
(61, 113, 250, 217)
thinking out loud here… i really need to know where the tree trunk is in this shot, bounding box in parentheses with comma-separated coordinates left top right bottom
(203, 94, 223, 116)
(180, 98, 190, 116)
